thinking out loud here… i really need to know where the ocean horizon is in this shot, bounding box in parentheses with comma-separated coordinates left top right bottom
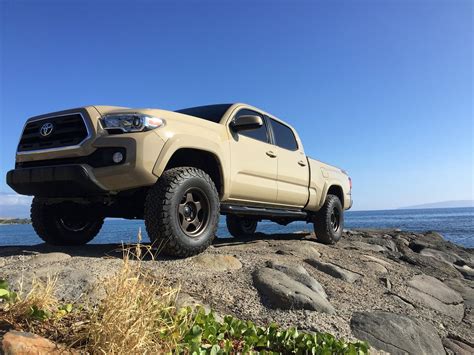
(0, 207, 472, 248)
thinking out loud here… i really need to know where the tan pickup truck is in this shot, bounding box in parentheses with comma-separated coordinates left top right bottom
(7, 103, 352, 256)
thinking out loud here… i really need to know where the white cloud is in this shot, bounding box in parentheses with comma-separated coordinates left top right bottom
(0, 193, 32, 218)
(0, 192, 32, 206)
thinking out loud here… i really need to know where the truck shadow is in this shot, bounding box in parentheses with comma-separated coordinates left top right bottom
(0, 232, 314, 260)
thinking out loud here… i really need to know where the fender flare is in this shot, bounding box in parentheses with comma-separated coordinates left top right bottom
(152, 134, 230, 196)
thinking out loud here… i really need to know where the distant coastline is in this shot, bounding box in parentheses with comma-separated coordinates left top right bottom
(0, 218, 31, 225)
(399, 200, 474, 210)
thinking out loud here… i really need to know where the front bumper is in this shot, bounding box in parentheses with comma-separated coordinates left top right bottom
(7, 165, 106, 197)
(10, 129, 165, 196)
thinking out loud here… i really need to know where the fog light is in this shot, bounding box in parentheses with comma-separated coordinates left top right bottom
(112, 152, 124, 164)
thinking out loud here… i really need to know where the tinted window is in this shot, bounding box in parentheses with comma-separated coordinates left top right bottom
(269, 118, 298, 151)
(175, 104, 233, 123)
(234, 109, 269, 143)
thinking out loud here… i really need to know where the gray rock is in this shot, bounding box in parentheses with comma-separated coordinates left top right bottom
(380, 277, 392, 290)
(192, 254, 242, 272)
(391, 294, 415, 310)
(443, 278, 474, 308)
(442, 337, 474, 355)
(408, 275, 463, 304)
(305, 258, 361, 283)
(455, 264, 474, 280)
(406, 275, 464, 322)
(420, 248, 459, 265)
(351, 311, 445, 355)
(406, 287, 464, 322)
(1, 257, 121, 304)
(364, 255, 392, 268)
(253, 267, 334, 313)
(19, 252, 71, 266)
(347, 241, 387, 253)
(364, 261, 388, 275)
(266, 261, 327, 298)
(274, 244, 321, 257)
(398, 246, 462, 279)
(463, 308, 474, 325)
(365, 238, 398, 252)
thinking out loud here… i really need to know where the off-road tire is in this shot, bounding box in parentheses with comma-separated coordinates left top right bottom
(144, 167, 220, 257)
(31, 197, 104, 246)
(313, 194, 343, 244)
(226, 215, 257, 238)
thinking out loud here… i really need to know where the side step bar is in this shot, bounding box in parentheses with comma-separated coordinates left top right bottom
(221, 204, 308, 219)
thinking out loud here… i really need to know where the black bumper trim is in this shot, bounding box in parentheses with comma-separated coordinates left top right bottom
(6, 165, 106, 197)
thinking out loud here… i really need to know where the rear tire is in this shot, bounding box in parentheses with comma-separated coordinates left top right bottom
(313, 194, 343, 244)
(226, 215, 258, 238)
(31, 197, 104, 246)
(144, 167, 219, 257)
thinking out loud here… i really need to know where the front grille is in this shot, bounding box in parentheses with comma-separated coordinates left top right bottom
(18, 113, 89, 152)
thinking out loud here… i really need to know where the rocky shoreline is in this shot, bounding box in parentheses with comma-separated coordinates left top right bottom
(0, 229, 473, 354)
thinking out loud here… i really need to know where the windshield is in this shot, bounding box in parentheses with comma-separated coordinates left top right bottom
(175, 104, 233, 123)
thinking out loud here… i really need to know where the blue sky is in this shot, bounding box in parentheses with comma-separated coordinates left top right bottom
(0, 0, 472, 215)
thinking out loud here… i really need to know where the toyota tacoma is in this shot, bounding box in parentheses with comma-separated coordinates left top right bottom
(7, 104, 352, 256)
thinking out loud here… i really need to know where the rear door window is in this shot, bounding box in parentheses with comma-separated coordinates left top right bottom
(269, 118, 298, 151)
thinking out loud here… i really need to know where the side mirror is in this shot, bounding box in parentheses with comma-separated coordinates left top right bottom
(230, 115, 263, 132)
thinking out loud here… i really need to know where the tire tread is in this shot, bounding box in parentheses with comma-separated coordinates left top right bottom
(313, 194, 343, 245)
(144, 167, 219, 257)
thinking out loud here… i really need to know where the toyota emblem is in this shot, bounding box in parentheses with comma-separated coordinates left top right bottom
(40, 122, 54, 137)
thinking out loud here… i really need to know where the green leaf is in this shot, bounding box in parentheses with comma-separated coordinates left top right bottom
(210, 344, 220, 355)
(29, 305, 51, 321)
(0, 280, 8, 290)
(58, 303, 73, 313)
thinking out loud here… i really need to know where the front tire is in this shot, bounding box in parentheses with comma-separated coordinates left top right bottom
(31, 198, 104, 246)
(144, 167, 219, 257)
(226, 215, 257, 238)
(313, 194, 343, 244)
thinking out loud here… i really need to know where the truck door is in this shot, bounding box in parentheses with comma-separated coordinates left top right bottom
(227, 109, 278, 205)
(267, 117, 310, 207)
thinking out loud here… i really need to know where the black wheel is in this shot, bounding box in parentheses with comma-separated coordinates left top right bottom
(226, 215, 257, 238)
(313, 194, 343, 244)
(144, 167, 219, 257)
(31, 197, 104, 246)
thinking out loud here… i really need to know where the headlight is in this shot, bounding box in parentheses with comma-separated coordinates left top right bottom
(101, 114, 165, 133)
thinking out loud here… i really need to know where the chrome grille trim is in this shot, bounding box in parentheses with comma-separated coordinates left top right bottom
(16, 112, 92, 155)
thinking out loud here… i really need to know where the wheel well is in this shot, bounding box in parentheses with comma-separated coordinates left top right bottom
(164, 148, 223, 196)
(327, 185, 344, 208)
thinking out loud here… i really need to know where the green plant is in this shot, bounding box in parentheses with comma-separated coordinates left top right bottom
(178, 307, 369, 354)
(28, 305, 52, 321)
(56, 303, 73, 317)
(0, 279, 18, 303)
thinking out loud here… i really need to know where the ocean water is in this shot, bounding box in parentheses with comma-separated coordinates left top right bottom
(0, 207, 472, 248)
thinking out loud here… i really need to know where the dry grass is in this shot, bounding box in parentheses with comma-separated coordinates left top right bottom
(1, 275, 59, 328)
(1, 230, 189, 354)
(77, 242, 187, 354)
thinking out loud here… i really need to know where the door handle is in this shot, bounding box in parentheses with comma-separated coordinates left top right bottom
(298, 160, 306, 166)
(266, 151, 277, 158)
